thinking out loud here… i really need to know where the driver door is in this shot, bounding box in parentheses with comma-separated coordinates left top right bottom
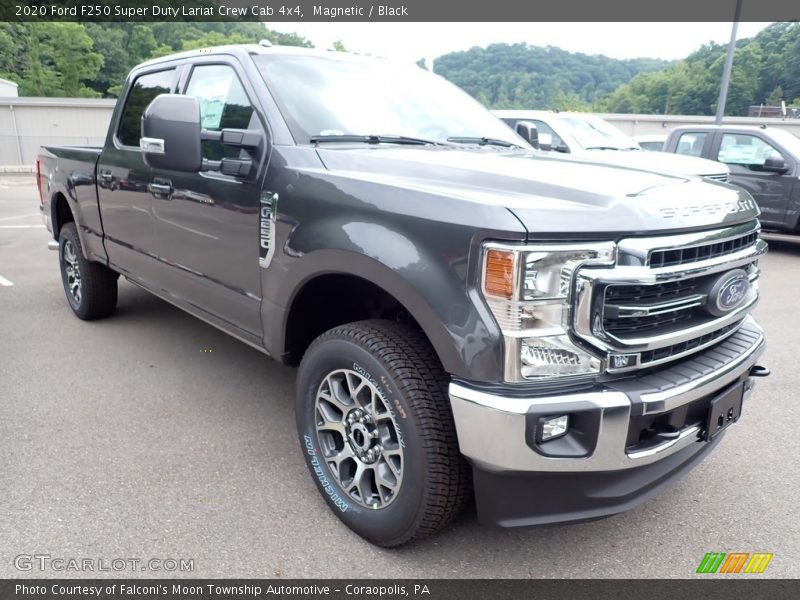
(712, 132, 794, 228)
(150, 60, 267, 340)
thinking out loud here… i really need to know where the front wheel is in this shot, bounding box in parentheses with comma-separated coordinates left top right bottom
(295, 320, 470, 547)
(59, 223, 118, 320)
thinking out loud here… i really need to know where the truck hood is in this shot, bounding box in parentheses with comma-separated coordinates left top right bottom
(582, 149, 728, 178)
(316, 146, 758, 236)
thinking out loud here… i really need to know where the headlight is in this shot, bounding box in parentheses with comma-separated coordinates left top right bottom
(481, 242, 615, 382)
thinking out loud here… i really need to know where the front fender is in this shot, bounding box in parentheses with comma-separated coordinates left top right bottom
(262, 221, 514, 382)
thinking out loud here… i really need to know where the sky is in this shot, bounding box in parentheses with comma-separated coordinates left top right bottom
(266, 22, 772, 66)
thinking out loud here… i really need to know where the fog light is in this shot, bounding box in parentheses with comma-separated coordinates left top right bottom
(539, 415, 569, 442)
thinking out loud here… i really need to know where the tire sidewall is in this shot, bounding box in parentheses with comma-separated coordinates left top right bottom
(296, 337, 431, 544)
(58, 224, 84, 315)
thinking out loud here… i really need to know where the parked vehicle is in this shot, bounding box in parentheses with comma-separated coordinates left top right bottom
(38, 44, 768, 547)
(633, 134, 667, 152)
(495, 110, 730, 181)
(665, 125, 800, 232)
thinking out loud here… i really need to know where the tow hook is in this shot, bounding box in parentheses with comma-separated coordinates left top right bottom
(749, 365, 770, 377)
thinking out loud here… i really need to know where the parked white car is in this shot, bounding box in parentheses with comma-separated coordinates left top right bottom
(494, 110, 729, 181)
(633, 134, 667, 152)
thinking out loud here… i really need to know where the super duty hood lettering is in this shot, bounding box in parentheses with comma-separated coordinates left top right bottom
(316, 147, 760, 234)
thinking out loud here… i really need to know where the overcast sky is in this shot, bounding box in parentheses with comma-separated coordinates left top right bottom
(266, 22, 772, 66)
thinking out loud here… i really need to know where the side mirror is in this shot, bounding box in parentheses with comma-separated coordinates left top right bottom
(141, 93, 262, 177)
(762, 156, 789, 174)
(141, 94, 203, 172)
(514, 120, 539, 149)
(538, 132, 553, 152)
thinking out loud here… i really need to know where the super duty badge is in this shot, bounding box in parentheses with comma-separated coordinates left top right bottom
(259, 192, 278, 268)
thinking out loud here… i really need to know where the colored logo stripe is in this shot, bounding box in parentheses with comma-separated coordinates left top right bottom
(697, 552, 726, 573)
(720, 553, 749, 573)
(744, 553, 773, 574)
(696, 552, 773, 574)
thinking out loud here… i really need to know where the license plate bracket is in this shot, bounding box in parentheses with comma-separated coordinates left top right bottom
(703, 382, 745, 441)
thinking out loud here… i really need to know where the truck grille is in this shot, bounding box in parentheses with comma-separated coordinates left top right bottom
(649, 230, 758, 268)
(573, 221, 766, 373)
(604, 272, 717, 336)
(705, 173, 729, 182)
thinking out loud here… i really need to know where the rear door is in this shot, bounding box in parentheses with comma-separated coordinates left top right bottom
(97, 67, 179, 283)
(149, 59, 268, 339)
(710, 131, 795, 228)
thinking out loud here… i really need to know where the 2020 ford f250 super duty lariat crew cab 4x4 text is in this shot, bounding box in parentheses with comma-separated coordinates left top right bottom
(38, 44, 769, 547)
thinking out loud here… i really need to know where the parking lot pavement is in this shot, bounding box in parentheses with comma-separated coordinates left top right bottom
(1, 180, 798, 579)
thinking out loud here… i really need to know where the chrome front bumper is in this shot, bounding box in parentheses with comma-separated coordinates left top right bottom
(450, 316, 765, 473)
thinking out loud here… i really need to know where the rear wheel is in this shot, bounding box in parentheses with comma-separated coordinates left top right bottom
(58, 223, 118, 320)
(296, 319, 470, 547)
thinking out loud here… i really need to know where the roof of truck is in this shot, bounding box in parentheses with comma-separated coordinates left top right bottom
(137, 44, 382, 70)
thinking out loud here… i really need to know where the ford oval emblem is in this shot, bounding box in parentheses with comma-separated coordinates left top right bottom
(709, 271, 750, 316)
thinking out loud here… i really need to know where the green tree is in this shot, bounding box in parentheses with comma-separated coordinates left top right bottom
(41, 23, 104, 97)
(332, 40, 347, 52)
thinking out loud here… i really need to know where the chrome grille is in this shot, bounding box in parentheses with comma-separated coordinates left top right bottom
(573, 221, 766, 373)
(705, 173, 729, 182)
(604, 272, 720, 336)
(649, 230, 758, 268)
(639, 322, 740, 366)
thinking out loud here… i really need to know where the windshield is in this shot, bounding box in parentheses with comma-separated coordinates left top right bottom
(559, 115, 640, 151)
(764, 128, 800, 158)
(253, 53, 524, 147)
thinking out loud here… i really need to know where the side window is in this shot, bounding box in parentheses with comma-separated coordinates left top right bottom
(675, 132, 706, 157)
(532, 120, 565, 149)
(185, 64, 258, 161)
(117, 69, 176, 147)
(717, 134, 782, 169)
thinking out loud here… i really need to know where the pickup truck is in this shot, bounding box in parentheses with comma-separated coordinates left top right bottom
(38, 43, 769, 547)
(664, 124, 800, 233)
(494, 110, 730, 181)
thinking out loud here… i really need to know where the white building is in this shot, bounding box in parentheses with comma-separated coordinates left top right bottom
(0, 77, 19, 97)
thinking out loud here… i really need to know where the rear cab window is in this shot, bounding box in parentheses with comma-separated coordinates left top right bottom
(674, 132, 707, 157)
(117, 69, 177, 148)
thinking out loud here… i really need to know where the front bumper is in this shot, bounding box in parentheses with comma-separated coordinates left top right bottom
(449, 316, 765, 526)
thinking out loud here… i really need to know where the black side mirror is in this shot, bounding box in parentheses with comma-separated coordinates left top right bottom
(762, 156, 789, 174)
(141, 94, 263, 177)
(141, 94, 203, 172)
(514, 120, 539, 149)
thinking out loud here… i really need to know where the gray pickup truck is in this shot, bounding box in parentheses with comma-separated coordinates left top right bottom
(37, 44, 769, 547)
(665, 124, 800, 233)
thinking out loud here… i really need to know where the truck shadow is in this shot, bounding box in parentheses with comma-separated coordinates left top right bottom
(103, 281, 709, 577)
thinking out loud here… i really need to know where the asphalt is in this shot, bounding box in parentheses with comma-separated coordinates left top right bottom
(1, 180, 798, 579)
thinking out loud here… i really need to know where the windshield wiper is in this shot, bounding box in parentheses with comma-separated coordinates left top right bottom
(585, 145, 631, 151)
(446, 136, 524, 149)
(310, 134, 442, 146)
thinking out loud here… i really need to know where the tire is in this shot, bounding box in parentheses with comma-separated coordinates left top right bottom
(58, 222, 118, 320)
(296, 319, 471, 547)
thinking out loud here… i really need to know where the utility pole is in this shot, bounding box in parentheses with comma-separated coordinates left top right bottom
(715, 0, 743, 125)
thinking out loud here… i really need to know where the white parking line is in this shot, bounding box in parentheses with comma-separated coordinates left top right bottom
(0, 213, 39, 222)
(0, 274, 14, 287)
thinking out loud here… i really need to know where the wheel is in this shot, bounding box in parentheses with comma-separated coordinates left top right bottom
(296, 319, 470, 547)
(58, 222, 118, 320)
